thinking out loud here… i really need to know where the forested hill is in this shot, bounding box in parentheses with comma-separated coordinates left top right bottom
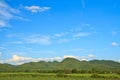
(0, 58, 120, 73)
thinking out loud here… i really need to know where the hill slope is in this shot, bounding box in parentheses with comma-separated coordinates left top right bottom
(0, 58, 120, 72)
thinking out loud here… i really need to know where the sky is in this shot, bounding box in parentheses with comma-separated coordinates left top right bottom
(0, 0, 120, 65)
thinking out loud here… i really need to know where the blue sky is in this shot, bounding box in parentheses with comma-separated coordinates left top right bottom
(0, 0, 120, 64)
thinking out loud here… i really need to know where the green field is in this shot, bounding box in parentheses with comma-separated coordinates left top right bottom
(0, 73, 120, 80)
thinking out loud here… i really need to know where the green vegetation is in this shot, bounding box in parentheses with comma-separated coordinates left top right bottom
(0, 73, 120, 80)
(0, 58, 120, 80)
(0, 58, 120, 73)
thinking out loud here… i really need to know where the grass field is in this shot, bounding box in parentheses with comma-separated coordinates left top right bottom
(0, 73, 120, 80)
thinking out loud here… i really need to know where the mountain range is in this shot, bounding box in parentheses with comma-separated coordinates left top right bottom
(0, 58, 120, 73)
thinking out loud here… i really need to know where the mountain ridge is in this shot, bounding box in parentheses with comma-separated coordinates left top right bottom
(0, 58, 120, 72)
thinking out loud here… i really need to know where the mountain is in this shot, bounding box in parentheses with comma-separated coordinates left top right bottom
(0, 58, 120, 72)
(89, 60, 120, 69)
(0, 63, 14, 72)
(60, 58, 81, 69)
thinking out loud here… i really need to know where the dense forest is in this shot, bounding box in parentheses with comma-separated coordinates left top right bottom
(0, 58, 120, 74)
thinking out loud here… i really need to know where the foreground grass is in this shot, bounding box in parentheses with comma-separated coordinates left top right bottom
(0, 77, 120, 80)
(0, 73, 120, 80)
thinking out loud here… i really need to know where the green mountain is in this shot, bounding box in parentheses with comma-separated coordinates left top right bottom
(0, 63, 15, 72)
(89, 60, 120, 69)
(0, 58, 120, 73)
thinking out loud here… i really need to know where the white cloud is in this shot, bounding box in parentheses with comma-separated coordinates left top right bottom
(63, 55, 77, 59)
(5, 55, 63, 65)
(6, 55, 33, 65)
(80, 54, 96, 61)
(81, 58, 88, 61)
(73, 32, 92, 37)
(88, 54, 95, 58)
(38, 57, 62, 62)
(0, 0, 21, 27)
(7, 55, 32, 62)
(111, 42, 119, 46)
(0, 60, 3, 63)
(12, 55, 21, 61)
(53, 57, 62, 61)
(118, 59, 120, 63)
(25, 6, 51, 13)
(3, 54, 97, 65)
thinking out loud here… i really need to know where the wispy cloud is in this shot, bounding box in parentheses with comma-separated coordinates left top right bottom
(73, 32, 92, 37)
(53, 32, 68, 38)
(71, 23, 95, 38)
(111, 42, 119, 47)
(0, 20, 7, 27)
(0, 0, 23, 27)
(0, 1, 18, 18)
(8, 41, 23, 44)
(6, 24, 96, 45)
(6, 34, 51, 45)
(58, 38, 70, 43)
(25, 6, 51, 13)
(23, 35, 51, 45)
